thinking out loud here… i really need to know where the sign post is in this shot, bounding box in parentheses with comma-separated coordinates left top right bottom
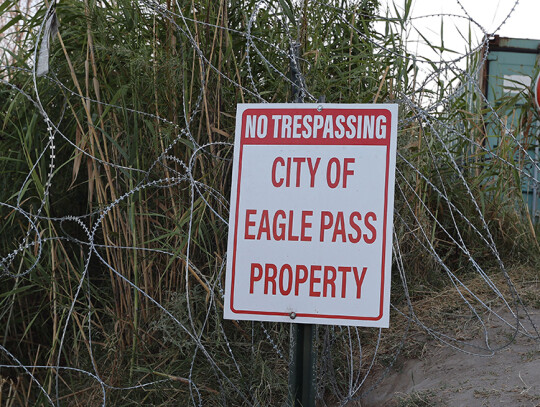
(224, 102, 398, 404)
(287, 47, 317, 407)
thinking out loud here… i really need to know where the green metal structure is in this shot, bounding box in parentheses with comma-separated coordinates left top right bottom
(480, 36, 540, 222)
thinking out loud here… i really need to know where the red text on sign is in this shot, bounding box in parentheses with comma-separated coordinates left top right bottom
(249, 262, 368, 299)
(271, 157, 321, 187)
(326, 157, 355, 188)
(271, 156, 355, 188)
(244, 209, 313, 242)
(320, 211, 377, 243)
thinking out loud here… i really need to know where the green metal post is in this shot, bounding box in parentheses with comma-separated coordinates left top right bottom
(289, 323, 316, 407)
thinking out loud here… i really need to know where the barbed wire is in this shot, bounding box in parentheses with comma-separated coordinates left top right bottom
(0, 0, 539, 405)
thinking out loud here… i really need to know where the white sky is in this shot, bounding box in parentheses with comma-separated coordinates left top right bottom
(373, 0, 540, 95)
(380, 0, 540, 56)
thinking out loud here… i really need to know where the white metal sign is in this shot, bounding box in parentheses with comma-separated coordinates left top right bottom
(224, 103, 398, 327)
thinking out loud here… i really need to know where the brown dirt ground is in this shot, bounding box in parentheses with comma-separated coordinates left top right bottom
(361, 310, 540, 406)
(357, 269, 540, 407)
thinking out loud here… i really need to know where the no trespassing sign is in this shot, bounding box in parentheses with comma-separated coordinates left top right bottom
(224, 103, 398, 328)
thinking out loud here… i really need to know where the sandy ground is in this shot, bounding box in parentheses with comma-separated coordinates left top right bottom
(361, 309, 540, 407)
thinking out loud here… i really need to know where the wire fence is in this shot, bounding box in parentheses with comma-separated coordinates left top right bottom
(1, 0, 539, 405)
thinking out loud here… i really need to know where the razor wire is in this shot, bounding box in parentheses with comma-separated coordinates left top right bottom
(0, 0, 539, 406)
